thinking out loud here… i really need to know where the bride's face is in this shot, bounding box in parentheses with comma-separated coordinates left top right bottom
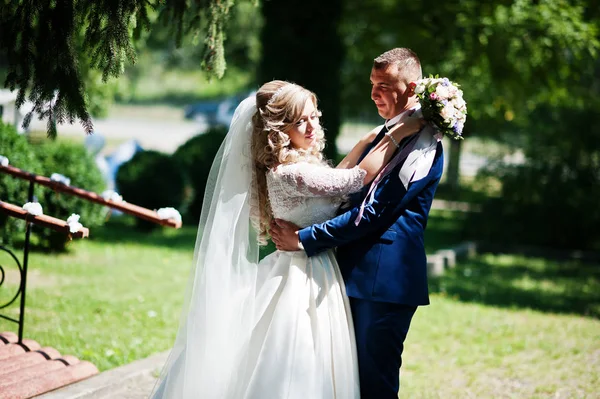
(287, 98, 320, 151)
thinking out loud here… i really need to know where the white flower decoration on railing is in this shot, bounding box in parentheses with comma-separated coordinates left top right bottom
(50, 173, 71, 186)
(0, 155, 9, 167)
(23, 202, 43, 216)
(101, 190, 124, 202)
(66, 213, 83, 233)
(157, 207, 182, 223)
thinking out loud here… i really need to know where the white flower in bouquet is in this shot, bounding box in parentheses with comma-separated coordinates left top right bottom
(157, 207, 182, 223)
(50, 173, 71, 186)
(23, 202, 43, 216)
(411, 75, 468, 140)
(0, 156, 9, 167)
(450, 98, 460, 109)
(101, 190, 123, 202)
(440, 105, 454, 122)
(447, 85, 459, 97)
(435, 85, 450, 99)
(66, 213, 83, 233)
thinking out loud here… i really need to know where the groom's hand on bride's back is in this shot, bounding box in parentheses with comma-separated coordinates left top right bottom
(270, 219, 302, 251)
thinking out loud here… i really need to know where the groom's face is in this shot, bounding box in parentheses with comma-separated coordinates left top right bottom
(370, 66, 411, 120)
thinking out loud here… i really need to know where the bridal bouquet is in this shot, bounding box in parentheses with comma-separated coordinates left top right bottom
(411, 76, 467, 140)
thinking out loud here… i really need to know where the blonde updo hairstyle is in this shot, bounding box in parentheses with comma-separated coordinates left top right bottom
(251, 80, 326, 245)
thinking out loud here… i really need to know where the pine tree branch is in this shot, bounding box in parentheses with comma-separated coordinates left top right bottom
(0, 0, 235, 138)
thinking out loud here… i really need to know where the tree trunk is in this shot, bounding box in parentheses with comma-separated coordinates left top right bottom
(446, 138, 462, 192)
(258, 0, 344, 160)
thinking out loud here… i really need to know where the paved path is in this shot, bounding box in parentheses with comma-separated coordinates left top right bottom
(30, 106, 496, 176)
(29, 115, 204, 155)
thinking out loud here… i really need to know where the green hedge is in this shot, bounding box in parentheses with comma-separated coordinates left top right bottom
(0, 123, 43, 246)
(172, 127, 227, 223)
(116, 150, 186, 230)
(33, 141, 106, 251)
(0, 124, 106, 251)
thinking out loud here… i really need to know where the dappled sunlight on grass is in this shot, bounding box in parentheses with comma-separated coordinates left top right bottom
(429, 253, 600, 318)
(403, 295, 600, 398)
(424, 209, 469, 252)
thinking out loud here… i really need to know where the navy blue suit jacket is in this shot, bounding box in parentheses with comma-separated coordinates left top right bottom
(298, 128, 444, 306)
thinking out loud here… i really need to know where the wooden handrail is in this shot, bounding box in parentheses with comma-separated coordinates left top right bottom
(0, 201, 89, 238)
(0, 165, 181, 229)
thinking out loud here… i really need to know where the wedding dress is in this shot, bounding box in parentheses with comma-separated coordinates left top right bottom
(150, 97, 362, 399)
(233, 162, 365, 398)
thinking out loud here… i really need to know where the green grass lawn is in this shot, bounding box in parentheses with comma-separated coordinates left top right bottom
(0, 219, 197, 371)
(1, 213, 598, 397)
(404, 253, 600, 398)
(404, 294, 599, 398)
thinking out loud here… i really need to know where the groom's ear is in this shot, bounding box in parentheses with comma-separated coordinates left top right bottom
(407, 82, 417, 96)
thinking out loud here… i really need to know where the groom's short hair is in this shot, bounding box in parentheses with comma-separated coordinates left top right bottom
(373, 48, 422, 84)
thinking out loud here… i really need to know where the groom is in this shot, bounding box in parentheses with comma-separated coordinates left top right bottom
(270, 48, 444, 398)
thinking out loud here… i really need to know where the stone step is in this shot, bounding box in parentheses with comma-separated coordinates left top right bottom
(0, 340, 41, 361)
(35, 351, 169, 399)
(0, 347, 61, 377)
(0, 332, 99, 399)
(0, 332, 19, 345)
(0, 359, 98, 399)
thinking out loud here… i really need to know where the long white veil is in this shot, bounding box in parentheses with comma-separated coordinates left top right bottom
(150, 96, 260, 398)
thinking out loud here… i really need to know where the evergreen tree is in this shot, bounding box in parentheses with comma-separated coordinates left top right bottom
(0, 0, 235, 138)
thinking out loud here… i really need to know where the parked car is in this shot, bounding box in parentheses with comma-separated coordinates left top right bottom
(184, 91, 256, 128)
(184, 99, 221, 124)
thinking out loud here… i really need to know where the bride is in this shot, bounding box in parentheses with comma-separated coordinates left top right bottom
(150, 80, 422, 398)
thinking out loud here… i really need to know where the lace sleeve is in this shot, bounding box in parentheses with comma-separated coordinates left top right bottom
(274, 162, 366, 197)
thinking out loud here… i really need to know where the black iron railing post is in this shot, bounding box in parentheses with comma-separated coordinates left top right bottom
(17, 180, 35, 343)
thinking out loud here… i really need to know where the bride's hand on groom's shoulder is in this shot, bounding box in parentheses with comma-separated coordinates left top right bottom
(391, 116, 425, 139)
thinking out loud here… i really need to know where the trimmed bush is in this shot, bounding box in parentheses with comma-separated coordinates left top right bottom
(0, 123, 43, 246)
(33, 141, 107, 251)
(172, 127, 227, 223)
(116, 150, 186, 230)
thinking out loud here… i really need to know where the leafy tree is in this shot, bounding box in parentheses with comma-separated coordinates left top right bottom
(0, 0, 238, 138)
(341, 0, 599, 190)
(258, 0, 344, 160)
(468, 51, 600, 250)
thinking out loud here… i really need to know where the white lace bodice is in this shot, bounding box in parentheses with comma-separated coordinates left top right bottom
(266, 162, 366, 228)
